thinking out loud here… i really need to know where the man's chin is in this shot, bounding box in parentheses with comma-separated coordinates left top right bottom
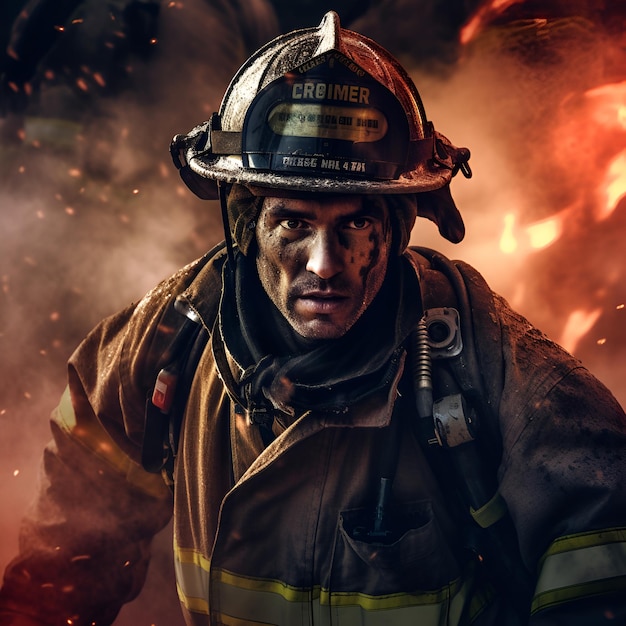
(290, 317, 351, 341)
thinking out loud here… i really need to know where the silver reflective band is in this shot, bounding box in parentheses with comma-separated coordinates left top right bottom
(532, 529, 626, 613)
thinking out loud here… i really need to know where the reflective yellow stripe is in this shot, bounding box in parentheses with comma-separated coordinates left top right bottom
(215, 570, 470, 626)
(469, 491, 508, 529)
(174, 546, 211, 614)
(55, 385, 169, 498)
(174, 545, 480, 625)
(532, 528, 626, 614)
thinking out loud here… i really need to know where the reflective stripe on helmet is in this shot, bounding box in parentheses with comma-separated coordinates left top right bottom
(531, 527, 626, 614)
(174, 544, 485, 624)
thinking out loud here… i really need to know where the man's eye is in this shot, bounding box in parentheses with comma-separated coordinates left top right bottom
(279, 218, 306, 230)
(347, 217, 371, 230)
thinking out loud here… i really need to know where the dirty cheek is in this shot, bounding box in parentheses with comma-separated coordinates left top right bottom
(358, 232, 382, 283)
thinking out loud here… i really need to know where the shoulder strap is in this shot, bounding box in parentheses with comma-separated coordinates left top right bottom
(142, 297, 209, 481)
(141, 244, 225, 480)
(406, 246, 534, 612)
(407, 246, 502, 456)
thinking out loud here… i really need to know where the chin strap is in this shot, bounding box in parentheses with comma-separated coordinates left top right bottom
(218, 181, 238, 302)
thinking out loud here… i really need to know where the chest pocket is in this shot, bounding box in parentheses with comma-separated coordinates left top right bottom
(327, 500, 470, 625)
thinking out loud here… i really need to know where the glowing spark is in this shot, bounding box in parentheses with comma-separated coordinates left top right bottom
(133, 188, 140, 194)
(499, 213, 518, 254)
(71, 18, 83, 24)
(76, 77, 89, 92)
(13, 470, 19, 477)
(597, 338, 607, 345)
(93, 72, 106, 88)
(50, 312, 60, 321)
(70, 555, 91, 562)
(68, 168, 81, 177)
(54, 25, 65, 32)
(24, 392, 31, 399)
(617, 304, 625, 310)
(559, 308, 602, 354)
(65, 207, 75, 215)
(18, 165, 25, 173)
(150, 38, 158, 45)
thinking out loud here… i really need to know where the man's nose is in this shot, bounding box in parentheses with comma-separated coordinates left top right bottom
(305, 230, 345, 279)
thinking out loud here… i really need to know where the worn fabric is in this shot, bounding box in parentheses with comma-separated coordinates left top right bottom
(1, 245, 625, 626)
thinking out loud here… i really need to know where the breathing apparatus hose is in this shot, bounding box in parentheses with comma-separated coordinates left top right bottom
(412, 247, 534, 614)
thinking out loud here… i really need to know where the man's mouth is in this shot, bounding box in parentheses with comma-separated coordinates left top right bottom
(295, 291, 350, 315)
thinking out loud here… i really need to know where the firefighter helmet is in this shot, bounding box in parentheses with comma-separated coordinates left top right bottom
(171, 11, 471, 199)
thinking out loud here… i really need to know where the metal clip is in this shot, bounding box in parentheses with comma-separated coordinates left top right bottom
(433, 393, 476, 447)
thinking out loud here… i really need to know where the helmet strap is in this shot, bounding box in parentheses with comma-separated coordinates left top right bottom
(218, 181, 237, 286)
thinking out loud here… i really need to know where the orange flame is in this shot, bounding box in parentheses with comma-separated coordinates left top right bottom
(559, 308, 602, 354)
(499, 211, 567, 255)
(602, 150, 626, 218)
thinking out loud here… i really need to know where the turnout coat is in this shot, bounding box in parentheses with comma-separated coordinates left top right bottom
(1, 245, 625, 626)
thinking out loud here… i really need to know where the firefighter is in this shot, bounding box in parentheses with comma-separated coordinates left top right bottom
(1, 11, 625, 626)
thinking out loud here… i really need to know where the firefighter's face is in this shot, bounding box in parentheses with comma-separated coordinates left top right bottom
(255, 194, 392, 339)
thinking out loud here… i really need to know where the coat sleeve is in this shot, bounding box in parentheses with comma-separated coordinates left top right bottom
(0, 383, 173, 626)
(0, 277, 193, 624)
(492, 295, 626, 623)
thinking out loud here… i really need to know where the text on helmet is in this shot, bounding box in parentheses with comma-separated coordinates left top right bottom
(292, 82, 370, 105)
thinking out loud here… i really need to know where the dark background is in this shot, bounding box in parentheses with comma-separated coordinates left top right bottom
(1, 1, 625, 623)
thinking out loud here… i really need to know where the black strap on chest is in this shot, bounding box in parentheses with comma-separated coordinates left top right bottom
(409, 246, 533, 614)
(141, 296, 209, 482)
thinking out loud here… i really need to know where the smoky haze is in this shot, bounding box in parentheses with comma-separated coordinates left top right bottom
(1, 1, 625, 624)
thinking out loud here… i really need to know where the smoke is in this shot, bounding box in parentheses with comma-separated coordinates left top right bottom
(0, 0, 269, 623)
(399, 8, 626, 406)
(1, 1, 625, 624)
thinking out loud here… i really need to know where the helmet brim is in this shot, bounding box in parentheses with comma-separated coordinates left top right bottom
(188, 154, 453, 195)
